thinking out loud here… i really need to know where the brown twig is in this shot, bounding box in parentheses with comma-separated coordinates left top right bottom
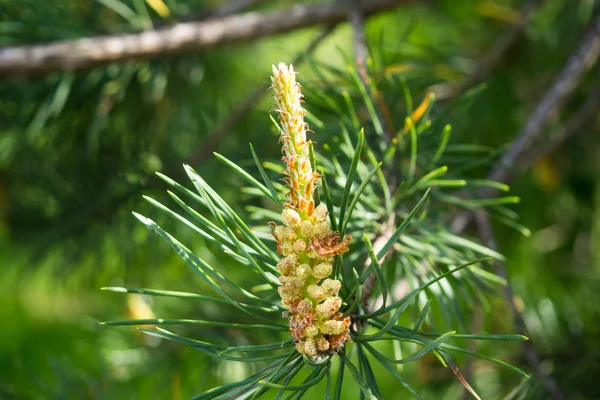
(460, 307, 483, 400)
(0, 0, 411, 79)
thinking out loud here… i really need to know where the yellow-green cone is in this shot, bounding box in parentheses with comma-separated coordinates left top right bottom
(269, 63, 351, 359)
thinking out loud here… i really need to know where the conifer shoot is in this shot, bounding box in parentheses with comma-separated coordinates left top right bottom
(269, 63, 352, 360)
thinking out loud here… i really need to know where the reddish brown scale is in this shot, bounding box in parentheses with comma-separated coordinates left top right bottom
(326, 313, 352, 352)
(289, 310, 317, 341)
(328, 331, 351, 352)
(310, 233, 352, 258)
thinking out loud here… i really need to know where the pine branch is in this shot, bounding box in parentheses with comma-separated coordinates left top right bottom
(0, 0, 411, 79)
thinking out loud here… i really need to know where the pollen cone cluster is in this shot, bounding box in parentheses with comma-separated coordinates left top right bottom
(270, 63, 351, 359)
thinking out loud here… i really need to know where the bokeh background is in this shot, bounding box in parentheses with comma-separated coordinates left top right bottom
(1, 0, 599, 399)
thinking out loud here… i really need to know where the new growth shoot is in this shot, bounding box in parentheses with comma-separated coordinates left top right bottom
(270, 63, 352, 360)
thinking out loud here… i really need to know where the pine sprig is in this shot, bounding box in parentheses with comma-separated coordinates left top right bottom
(105, 61, 528, 399)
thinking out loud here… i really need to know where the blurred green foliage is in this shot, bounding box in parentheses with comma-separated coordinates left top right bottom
(0, 0, 599, 399)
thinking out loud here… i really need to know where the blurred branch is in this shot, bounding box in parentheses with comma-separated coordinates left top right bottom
(452, 11, 600, 234)
(0, 0, 411, 79)
(487, 12, 600, 187)
(520, 78, 600, 167)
